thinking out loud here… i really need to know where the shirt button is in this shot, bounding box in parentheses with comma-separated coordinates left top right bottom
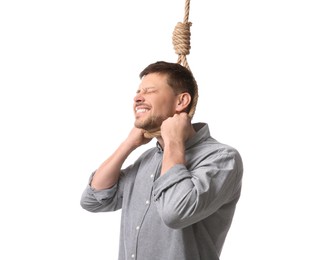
(131, 254, 135, 258)
(145, 200, 150, 204)
(136, 226, 140, 230)
(150, 174, 154, 178)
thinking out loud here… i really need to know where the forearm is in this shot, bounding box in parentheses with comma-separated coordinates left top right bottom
(155, 150, 243, 229)
(91, 140, 137, 190)
(161, 140, 185, 175)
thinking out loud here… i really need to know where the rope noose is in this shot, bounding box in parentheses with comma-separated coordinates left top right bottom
(172, 0, 198, 120)
(144, 0, 198, 139)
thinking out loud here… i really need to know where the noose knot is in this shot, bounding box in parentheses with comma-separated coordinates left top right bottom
(172, 22, 192, 56)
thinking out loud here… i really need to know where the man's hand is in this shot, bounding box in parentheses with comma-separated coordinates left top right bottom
(161, 112, 193, 145)
(125, 127, 152, 149)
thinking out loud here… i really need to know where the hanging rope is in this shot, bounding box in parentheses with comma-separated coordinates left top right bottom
(144, 0, 198, 139)
(172, 0, 192, 70)
(172, 0, 198, 120)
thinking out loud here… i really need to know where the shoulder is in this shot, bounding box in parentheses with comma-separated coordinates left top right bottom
(193, 136, 243, 170)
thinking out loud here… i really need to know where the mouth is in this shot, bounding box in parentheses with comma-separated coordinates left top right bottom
(135, 106, 150, 114)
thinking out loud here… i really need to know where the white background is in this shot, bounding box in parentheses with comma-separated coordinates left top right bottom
(1, 0, 334, 259)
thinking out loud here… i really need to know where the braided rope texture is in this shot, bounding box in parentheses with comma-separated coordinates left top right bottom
(144, 0, 198, 139)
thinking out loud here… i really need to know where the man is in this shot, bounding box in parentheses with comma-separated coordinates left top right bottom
(80, 61, 243, 260)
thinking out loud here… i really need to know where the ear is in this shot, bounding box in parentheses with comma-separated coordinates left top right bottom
(175, 92, 192, 113)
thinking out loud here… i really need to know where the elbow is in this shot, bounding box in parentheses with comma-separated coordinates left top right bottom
(80, 200, 93, 212)
(159, 202, 196, 229)
(161, 210, 185, 229)
(80, 198, 100, 213)
(157, 188, 198, 229)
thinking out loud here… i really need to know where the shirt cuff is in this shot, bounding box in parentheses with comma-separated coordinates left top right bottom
(153, 164, 192, 201)
(86, 172, 118, 204)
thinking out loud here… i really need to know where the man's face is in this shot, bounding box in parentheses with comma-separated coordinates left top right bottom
(133, 73, 178, 131)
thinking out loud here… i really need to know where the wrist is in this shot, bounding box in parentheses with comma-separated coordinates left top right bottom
(163, 141, 185, 163)
(164, 139, 184, 151)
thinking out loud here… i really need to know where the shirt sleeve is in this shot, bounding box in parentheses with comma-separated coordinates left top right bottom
(80, 172, 123, 212)
(153, 149, 243, 229)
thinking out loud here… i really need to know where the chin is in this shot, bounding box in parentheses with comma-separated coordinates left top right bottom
(134, 121, 150, 130)
(135, 114, 165, 129)
(135, 121, 159, 132)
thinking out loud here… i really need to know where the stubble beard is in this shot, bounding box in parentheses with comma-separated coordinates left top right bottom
(134, 114, 164, 132)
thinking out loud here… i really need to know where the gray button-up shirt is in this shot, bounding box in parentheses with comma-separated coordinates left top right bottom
(80, 123, 243, 260)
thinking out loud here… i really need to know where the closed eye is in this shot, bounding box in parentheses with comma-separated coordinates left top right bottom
(136, 87, 157, 94)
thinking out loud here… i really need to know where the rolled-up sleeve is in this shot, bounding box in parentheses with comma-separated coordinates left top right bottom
(153, 149, 243, 229)
(80, 172, 122, 212)
(153, 164, 192, 201)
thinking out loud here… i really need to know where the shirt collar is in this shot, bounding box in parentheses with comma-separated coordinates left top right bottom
(185, 122, 210, 150)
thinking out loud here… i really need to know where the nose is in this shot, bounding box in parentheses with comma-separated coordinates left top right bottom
(134, 92, 144, 103)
